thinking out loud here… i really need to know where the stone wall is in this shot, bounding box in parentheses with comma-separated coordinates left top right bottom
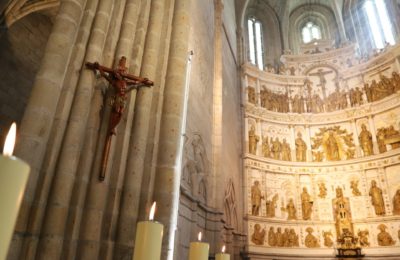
(0, 13, 52, 145)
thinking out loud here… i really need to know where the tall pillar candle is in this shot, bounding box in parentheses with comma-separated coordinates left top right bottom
(188, 232, 209, 260)
(0, 123, 30, 260)
(132, 202, 164, 260)
(215, 245, 230, 260)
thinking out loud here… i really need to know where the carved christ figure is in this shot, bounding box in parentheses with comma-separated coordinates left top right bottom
(309, 69, 333, 99)
(86, 56, 153, 180)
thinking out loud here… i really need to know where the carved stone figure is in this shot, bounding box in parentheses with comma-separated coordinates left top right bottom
(350, 180, 362, 196)
(312, 150, 323, 162)
(276, 227, 284, 247)
(311, 93, 323, 113)
(333, 187, 353, 237)
(350, 87, 363, 106)
(262, 136, 270, 157)
(249, 125, 259, 155)
(393, 189, 400, 215)
(318, 182, 327, 199)
(377, 224, 395, 246)
(359, 124, 374, 156)
(251, 181, 263, 215)
(289, 228, 299, 247)
(322, 231, 334, 247)
(369, 180, 386, 216)
(251, 224, 266, 245)
(305, 227, 320, 248)
(301, 187, 313, 220)
(325, 131, 340, 161)
(285, 198, 297, 220)
(376, 128, 387, 153)
(266, 194, 278, 218)
(281, 138, 291, 161)
(292, 94, 305, 114)
(295, 132, 307, 162)
(358, 229, 370, 247)
(391, 71, 400, 92)
(248, 87, 256, 104)
(385, 125, 400, 149)
(282, 228, 290, 247)
(271, 137, 281, 160)
(268, 227, 276, 246)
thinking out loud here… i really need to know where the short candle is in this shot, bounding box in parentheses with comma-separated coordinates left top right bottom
(188, 232, 209, 260)
(215, 245, 230, 260)
(132, 202, 164, 260)
(0, 123, 30, 260)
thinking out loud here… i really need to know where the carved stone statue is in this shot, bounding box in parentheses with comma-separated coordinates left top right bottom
(325, 131, 340, 161)
(385, 125, 400, 149)
(295, 132, 307, 162)
(350, 87, 363, 106)
(393, 189, 400, 215)
(358, 229, 370, 247)
(359, 124, 374, 156)
(248, 87, 256, 104)
(318, 182, 327, 198)
(333, 187, 353, 237)
(262, 136, 270, 157)
(276, 227, 284, 247)
(282, 228, 290, 247)
(305, 227, 320, 248)
(268, 227, 276, 246)
(377, 224, 395, 246)
(289, 228, 299, 247)
(251, 224, 266, 245)
(301, 187, 313, 220)
(271, 137, 281, 160)
(369, 180, 386, 216)
(249, 125, 259, 155)
(376, 128, 387, 153)
(266, 194, 278, 218)
(322, 230, 334, 247)
(281, 138, 291, 161)
(285, 198, 297, 220)
(350, 180, 362, 196)
(251, 181, 263, 215)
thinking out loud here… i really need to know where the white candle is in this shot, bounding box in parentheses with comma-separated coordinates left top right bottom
(215, 245, 230, 260)
(0, 123, 30, 260)
(132, 202, 164, 260)
(188, 232, 209, 260)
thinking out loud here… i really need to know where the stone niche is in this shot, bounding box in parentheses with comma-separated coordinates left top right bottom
(242, 43, 400, 259)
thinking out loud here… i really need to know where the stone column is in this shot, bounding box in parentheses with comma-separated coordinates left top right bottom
(36, 0, 114, 258)
(243, 74, 248, 104)
(305, 125, 312, 162)
(152, 0, 191, 259)
(368, 115, 379, 155)
(14, 0, 100, 259)
(351, 119, 361, 157)
(113, 0, 166, 258)
(9, 0, 87, 258)
(75, 0, 144, 258)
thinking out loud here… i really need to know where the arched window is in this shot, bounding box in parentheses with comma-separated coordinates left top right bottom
(364, 0, 395, 49)
(247, 17, 264, 70)
(301, 21, 321, 43)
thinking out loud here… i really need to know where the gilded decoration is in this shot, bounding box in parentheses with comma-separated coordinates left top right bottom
(251, 223, 266, 245)
(369, 180, 386, 216)
(311, 126, 355, 161)
(377, 224, 395, 246)
(305, 227, 320, 248)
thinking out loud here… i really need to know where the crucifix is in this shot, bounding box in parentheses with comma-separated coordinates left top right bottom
(86, 56, 154, 181)
(309, 68, 333, 100)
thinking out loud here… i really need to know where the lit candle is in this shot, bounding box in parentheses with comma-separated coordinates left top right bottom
(132, 202, 164, 260)
(188, 232, 209, 260)
(215, 245, 230, 260)
(0, 123, 30, 260)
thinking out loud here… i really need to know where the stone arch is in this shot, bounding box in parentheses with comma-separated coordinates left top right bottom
(224, 178, 238, 230)
(289, 4, 339, 54)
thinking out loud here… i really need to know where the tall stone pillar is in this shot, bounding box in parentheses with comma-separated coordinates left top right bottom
(113, 0, 166, 258)
(36, 0, 114, 258)
(9, 0, 87, 258)
(152, 0, 191, 259)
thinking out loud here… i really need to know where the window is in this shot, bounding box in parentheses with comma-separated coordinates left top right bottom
(364, 0, 395, 49)
(248, 17, 264, 70)
(302, 22, 321, 43)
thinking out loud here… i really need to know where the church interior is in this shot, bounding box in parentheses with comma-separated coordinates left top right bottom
(1, 0, 400, 259)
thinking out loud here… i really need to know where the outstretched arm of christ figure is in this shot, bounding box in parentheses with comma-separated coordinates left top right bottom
(125, 79, 153, 92)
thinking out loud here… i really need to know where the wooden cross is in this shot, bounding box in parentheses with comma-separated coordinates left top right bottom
(86, 56, 154, 181)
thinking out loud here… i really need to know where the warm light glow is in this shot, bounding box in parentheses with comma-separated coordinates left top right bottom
(149, 201, 156, 221)
(3, 123, 16, 156)
(221, 245, 226, 253)
(198, 232, 202, 241)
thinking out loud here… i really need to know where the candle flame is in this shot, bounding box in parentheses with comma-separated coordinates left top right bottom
(198, 232, 202, 241)
(3, 123, 16, 156)
(222, 245, 226, 253)
(149, 201, 156, 221)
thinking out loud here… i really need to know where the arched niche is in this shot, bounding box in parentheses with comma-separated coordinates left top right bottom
(289, 4, 339, 54)
(244, 1, 283, 68)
